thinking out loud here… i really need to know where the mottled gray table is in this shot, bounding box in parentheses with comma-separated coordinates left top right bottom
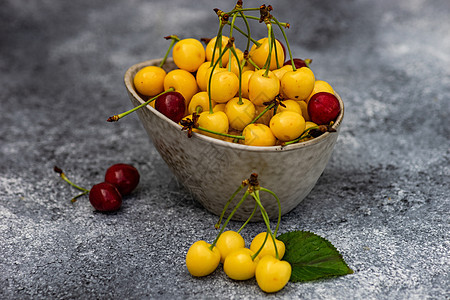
(1, 0, 449, 299)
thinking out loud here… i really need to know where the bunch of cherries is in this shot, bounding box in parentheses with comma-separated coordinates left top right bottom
(54, 163, 140, 212)
(110, 1, 341, 147)
(186, 173, 291, 293)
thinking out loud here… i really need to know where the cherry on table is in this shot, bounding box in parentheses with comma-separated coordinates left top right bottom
(155, 91, 186, 123)
(307, 92, 341, 125)
(105, 163, 140, 196)
(89, 182, 122, 212)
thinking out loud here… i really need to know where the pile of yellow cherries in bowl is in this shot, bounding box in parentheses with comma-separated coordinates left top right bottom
(125, 2, 341, 147)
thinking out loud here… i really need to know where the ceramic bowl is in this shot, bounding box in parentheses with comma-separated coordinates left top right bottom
(124, 58, 344, 221)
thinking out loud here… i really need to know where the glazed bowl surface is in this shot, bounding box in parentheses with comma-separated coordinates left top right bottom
(124, 58, 344, 221)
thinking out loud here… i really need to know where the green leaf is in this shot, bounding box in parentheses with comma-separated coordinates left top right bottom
(277, 230, 353, 282)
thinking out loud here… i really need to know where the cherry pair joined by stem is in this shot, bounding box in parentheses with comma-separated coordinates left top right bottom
(91, 164, 140, 211)
(55, 163, 140, 212)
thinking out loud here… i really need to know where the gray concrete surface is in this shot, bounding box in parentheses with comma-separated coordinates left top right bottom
(1, 0, 449, 299)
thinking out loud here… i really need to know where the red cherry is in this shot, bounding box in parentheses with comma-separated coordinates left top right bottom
(284, 58, 308, 69)
(155, 91, 186, 123)
(89, 182, 122, 212)
(307, 92, 341, 125)
(105, 163, 140, 196)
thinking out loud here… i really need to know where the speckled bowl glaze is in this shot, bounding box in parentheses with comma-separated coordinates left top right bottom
(124, 58, 344, 221)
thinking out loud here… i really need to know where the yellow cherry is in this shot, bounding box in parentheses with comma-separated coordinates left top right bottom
(133, 66, 166, 97)
(224, 248, 260, 281)
(276, 99, 302, 116)
(204, 66, 227, 93)
(216, 231, 245, 263)
(240, 70, 254, 99)
(164, 69, 198, 107)
(225, 97, 256, 131)
(172, 38, 205, 72)
(196, 61, 212, 91)
(249, 38, 285, 70)
(213, 103, 226, 113)
(205, 36, 234, 66)
(306, 80, 335, 103)
(272, 65, 293, 81)
(250, 232, 286, 259)
(255, 256, 291, 293)
(185, 240, 221, 277)
(269, 111, 306, 142)
(208, 70, 239, 104)
(188, 91, 216, 115)
(197, 111, 229, 139)
(280, 67, 315, 101)
(248, 69, 280, 106)
(242, 124, 276, 146)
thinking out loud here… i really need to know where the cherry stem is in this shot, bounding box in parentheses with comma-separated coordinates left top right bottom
(260, 187, 282, 236)
(263, 22, 273, 77)
(252, 231, 270, 259)
(282, 125, 320, 146)
(237, 202, 257, 234)
(272, 16, 296, 71)
(226, 21, 259, 46)
(257, 194, 280, 260)
(270, 26, 281, 69)
(250, 102, 276, 124)
(215, 184, 245, 229)
(54, 166, 90, 195)
(228, 46, 244, 105)
(195, 105, 203, 115)
(239, 10, 252, 51)
(247, 57, 260, 70)
(210, 23, 225, 68)
(226, 7, 260, 14)
(160, 35, 180, 68)
(207, 42, 234, 114)
(273, 103, 279, 115)
(107, 87, 175, 122)
(210, 191, 250, 250)
(238, 14, 289, 28)
(71, 191, 89, 203)
(226, 13, 244, 106)
(227, 12, 238, 72)
(250, 189, 280, 260)
(196, 125, 245, 140)
(225, 9, 259, 49)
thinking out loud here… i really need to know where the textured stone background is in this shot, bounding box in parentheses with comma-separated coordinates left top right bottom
(1, 0, 449, 299)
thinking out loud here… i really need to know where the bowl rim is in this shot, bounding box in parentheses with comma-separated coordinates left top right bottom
(124, 58, 344, 153)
